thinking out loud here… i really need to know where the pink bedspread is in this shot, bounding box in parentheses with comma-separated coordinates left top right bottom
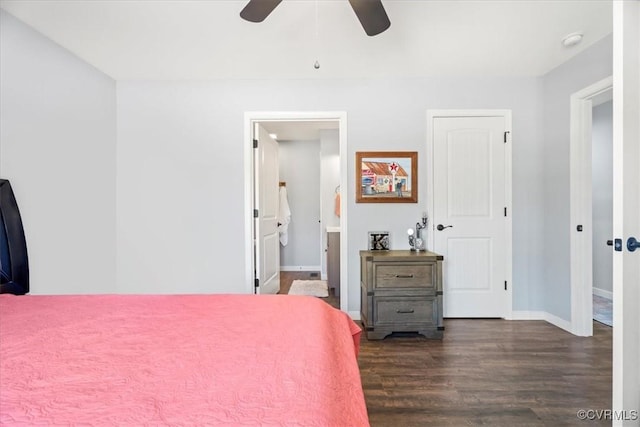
(0, 294, 369, 426)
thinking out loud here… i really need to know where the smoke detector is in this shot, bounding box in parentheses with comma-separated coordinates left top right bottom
(562, 32, 584, 48)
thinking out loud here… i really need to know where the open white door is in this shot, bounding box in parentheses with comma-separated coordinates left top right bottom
(431, 113, 511, 318)
(612, 0, 640, 420)
(254, 124, 280, 294)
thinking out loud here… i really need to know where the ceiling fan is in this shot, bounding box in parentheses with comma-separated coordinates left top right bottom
(240, 0, 391, 36)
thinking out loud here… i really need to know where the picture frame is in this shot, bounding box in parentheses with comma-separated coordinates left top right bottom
(356, 151, 418, 203)
(368, 231, 390, 251)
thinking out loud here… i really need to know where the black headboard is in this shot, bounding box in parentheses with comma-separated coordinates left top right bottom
(0, 179, 29, 295)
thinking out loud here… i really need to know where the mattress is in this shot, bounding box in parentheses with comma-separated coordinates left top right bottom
(0, 294, 369, 426)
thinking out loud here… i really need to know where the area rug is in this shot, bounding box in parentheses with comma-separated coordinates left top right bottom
(593, 294, 613, 327)
(288, 280, 329, 298)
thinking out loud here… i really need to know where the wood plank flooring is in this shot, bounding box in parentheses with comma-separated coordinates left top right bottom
(278, 271, 611, 425)
(358, 319, 612, 426)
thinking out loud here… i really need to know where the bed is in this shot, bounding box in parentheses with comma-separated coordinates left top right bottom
(0, 179, 29, 296)
(0, 293, 369, 426)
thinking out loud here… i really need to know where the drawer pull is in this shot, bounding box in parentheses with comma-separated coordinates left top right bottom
(395, 274, 414, 278)
(396, 309, 415, 314)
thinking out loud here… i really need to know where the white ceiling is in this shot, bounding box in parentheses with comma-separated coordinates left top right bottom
(0, 0, 613, 80)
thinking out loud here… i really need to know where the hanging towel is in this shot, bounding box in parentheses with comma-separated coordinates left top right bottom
(334, 193, 341, 218)
(278, 186, 292, 246)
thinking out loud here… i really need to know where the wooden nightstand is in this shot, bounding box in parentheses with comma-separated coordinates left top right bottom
(360, 250, 444, 340)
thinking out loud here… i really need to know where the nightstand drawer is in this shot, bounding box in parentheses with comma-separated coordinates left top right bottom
(373, 262, 435, 290)
(374, 296, 437, 326)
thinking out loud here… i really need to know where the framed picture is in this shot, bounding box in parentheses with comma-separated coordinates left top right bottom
(356, 151, 417, 203)
(368, 231, 390, 251)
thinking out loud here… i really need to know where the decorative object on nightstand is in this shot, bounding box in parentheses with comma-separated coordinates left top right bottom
(407, 212, 428, 251)
(360, 250, 444, 340)
(368, 231, 390, 250)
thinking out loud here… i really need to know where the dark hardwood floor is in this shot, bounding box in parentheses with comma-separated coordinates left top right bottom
(278, 271, 611, 425)
(358, 319, 612, 426)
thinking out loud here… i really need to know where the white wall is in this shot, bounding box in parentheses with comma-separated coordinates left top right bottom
(591, 100, 613, 295)
(2, 9, 613, 317)
(541, 35, 613, 320)
(116, 76, 544, 312)
(278, 139, 321, 270)
(0, 10, 116, 294)
(320, 129, 340, 279)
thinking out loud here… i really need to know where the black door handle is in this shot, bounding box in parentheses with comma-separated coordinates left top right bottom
(628, 237, 640, 252)
(437, 224, 453, 231)
(606, 240, 613, 246)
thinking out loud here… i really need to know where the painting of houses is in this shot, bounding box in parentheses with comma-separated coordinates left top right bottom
(361, 160, 409, 196)
(356, 152, 417, 203)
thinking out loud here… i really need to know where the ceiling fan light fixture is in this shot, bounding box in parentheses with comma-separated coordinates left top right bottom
(239, 0, 390, 36)
(240, 0, 282, 23)
(562, 32, 584, 48)
(348, 0, 391, 36)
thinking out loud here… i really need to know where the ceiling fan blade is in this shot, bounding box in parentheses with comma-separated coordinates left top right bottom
(348, 0, 391, 36)
(240, 0, 283, 23)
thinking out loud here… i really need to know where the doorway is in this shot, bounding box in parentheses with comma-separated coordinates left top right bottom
(590, 91, 613, 327)
(426, 110, 513, 318)
(244, 112, 348, 312)
(568, 76, 613, 336)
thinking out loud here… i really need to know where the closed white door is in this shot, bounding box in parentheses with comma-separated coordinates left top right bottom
(254, 124, 280, 294)
(432, 115, 509, 317)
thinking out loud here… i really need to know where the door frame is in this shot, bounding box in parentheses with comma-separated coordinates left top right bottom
(568, 76, 613, 337)
(426, 109, 513, 319)
(612, 0, 639, 414)
(244, 111, 348, 312)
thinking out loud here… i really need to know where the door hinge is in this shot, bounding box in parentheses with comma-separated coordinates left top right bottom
(253, 209, 259, 218)
(255, 278, 259, 288)
(504, 207, 507, 217)
(504, 281, 508, 290)
(253, 139, 258, 148)
(504, 131, 510, 143)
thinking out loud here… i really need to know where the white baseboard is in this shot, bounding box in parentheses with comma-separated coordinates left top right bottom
(280, 265, 322, 272)
(542, 312, 573, 334)
(510, 310, 546, 320)
(510, 310, 573, 334)
(593, 287, 613, 300)
(351, 310, 577, 335)
(321, 273, 327, 281)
